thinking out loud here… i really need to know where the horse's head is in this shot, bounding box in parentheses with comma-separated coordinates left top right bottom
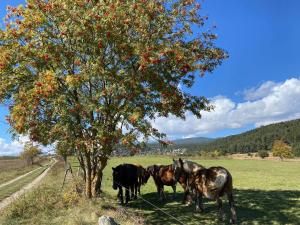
(112, 166, 121, 190)
(147, 165, 158, 176)
(173, 158, 184, 181)
(142, 169, 151, 184)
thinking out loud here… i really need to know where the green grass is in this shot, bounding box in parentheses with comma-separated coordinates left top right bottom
(0, 166, 47, 201)
(1, 156, 299, 225)
(90, 156, 300, 225)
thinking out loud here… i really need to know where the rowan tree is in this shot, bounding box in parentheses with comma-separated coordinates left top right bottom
(272, 140, 293, 160)
(56, 139, 75, 163)
(20, 142, 42, 165)
(0, 0, 227, 197)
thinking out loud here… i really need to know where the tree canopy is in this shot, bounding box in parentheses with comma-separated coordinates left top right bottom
(272, 139, 293, 159)
(0, 0, 226, 197)
(20, 142, 42, 165)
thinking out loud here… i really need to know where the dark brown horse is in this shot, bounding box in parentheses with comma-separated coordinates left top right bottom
(112, 164, 139, 204)
(147, 164, 187, 201)
(173, 158, 237, 224)
(135, 164, 150, 194)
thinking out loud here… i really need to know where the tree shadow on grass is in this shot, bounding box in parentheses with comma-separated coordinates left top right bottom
(128, 189, 300, 225)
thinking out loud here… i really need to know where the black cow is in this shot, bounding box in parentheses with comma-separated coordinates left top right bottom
(112, 164, 139, 204)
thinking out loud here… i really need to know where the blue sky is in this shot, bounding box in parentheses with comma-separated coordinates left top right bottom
(1, 0, 300, 155)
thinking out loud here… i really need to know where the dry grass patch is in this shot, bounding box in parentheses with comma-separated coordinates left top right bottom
(0, 161, 144, 225)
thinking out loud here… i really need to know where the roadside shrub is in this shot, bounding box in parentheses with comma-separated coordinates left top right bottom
(62, 188, 81, 207)
(5, 185, 62, 219)
(258, 151, 269, 159)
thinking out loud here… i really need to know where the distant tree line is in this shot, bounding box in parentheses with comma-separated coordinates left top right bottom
(197, 119, 300, 156)
(139, 119, 300, 158)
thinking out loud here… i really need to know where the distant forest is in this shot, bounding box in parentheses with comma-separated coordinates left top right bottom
(197, 118, 300, 154)
(143, 118, 300, 156)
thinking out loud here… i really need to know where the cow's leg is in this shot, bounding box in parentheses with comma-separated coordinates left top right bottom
(119, 187, 124, 204)
(195, 191, 204, 212)
(227, 193, 237, 224)
(125, 187, 130, 204)
(217, 197, 224, 221)
(172, 184, 176, 199)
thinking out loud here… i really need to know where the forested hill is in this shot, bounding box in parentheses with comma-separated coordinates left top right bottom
(172, 137, 214, 145)
(142, 137, 214, 154)
(198, 118, 300, 154)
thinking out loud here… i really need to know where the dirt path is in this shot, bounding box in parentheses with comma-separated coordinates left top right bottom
(0, 159, 57, 212)
(0, 166, 45, 189)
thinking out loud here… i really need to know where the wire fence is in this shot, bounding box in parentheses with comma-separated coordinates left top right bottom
(114, 181, 185, 225)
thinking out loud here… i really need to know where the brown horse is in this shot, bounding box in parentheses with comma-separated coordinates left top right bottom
(147, 164, 187, 201)
(173, 158, 237, 224)
(134, 164, 150, 194)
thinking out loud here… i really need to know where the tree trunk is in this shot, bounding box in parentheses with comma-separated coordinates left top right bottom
(86, 167, 92, 198)
(91, 157, 107, 197)
(85, 153, 92, 198)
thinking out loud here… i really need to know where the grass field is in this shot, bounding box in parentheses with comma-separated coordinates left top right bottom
(97, 156, 300, 225)
(0, 166, 47, 201)
(0, 157, 49, 185)
(0, 161, 142, 225)
(1, 156, 299, 225)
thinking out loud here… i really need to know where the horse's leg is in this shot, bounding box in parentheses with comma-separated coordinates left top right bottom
(119, 187, 124, 204)
(217, 197, 224, 221)
(172, 184, 176, 199)
(125, 186, 130, 204)
(227, 192, 237, 224)
(130, 185, 134, 199)
(195, 191, 204, 212)
(187, 190, 193, 205)
(138, 182, 141, 195)
(195, 191, 200, 212)
(160, 186, 165, 201)
(134, 183, 138, 199)
(156, 185, 161, 199)
(182, 190, 186, 204)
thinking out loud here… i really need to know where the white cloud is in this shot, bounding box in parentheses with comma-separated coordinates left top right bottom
(153, 77, 300, 139)
(243, 81, 278, 101)
(0, 136, 54, 156)
(0, 138, 25, 156)
(1, 77, 300, 153)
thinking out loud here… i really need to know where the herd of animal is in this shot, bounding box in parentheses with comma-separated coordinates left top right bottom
(112, 158, 237, 224)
